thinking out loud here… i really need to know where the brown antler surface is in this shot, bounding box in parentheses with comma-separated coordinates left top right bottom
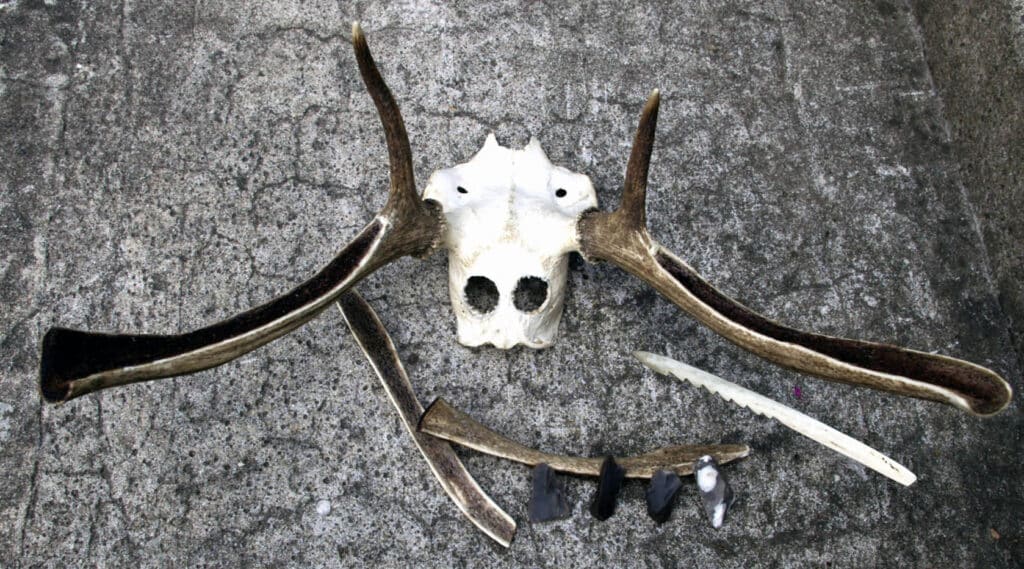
(337, 291, 516, 547)
(419, 397, 750, 478)
(39, 23, 444, 403)
(578, 90, 1012, 417)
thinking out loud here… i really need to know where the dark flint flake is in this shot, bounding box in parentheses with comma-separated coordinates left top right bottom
(589, 456, 626, 521)
(645, 469, 683, 524)
(529, 463, 571, 523)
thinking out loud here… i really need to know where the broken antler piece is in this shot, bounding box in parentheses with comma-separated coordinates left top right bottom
(577, 90, 1012, 416)
(418, 397, 750, 478)
(337, 291, 516, 547)
(38, 22, 445, 403)
(634, 351, 917, 486)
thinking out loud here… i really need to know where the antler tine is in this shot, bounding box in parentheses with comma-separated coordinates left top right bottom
(351, 22, 441, 259)
(620, 89, 660, 229)
(351, 22, 422, 221)
(577, 90, 662, 266)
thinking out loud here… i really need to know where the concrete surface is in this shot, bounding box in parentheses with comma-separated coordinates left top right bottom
(912, 0, 1024, 381)
(1, 0, 1021, 567)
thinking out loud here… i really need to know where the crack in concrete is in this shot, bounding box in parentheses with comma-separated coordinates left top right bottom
(17, 401, 43, 560)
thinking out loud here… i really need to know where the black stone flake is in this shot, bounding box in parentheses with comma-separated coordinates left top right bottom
(589, 456, 626, 521)
(645, 470, 683, 524)
(529, 463, 571, 523)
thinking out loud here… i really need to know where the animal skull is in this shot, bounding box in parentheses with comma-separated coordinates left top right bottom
(423, 134, 597, 348)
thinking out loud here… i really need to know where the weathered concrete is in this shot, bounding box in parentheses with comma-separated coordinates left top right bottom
(1, 0, 1021, 566)
(912, 0, 1024, 382)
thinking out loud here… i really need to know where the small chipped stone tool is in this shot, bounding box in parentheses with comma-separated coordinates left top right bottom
(646, 470, 683, 524)
(590, 456, 627, 520)
(529, 464, 571, 523)
(694, 455, 735, 529)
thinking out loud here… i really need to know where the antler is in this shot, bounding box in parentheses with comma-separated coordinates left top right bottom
(337, 292, 516, 547)
(419, 397, 750, 479)
(578, 90, 1012, 417)
(39, 23, 445, 403)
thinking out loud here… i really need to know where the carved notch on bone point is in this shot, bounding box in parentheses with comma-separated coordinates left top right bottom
(577, 90, 1012, 416)
(37, 22, 445, 403)
(418, 398, 751, 478)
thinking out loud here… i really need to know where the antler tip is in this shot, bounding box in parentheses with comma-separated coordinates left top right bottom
(352, 21, 364, 40)
(612, 89, 661, 228)
(644, 89, 661, 113)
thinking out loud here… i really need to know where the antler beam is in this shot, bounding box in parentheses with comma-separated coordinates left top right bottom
(419, 397, 750, 479)
(577, 90, 1012, 416)
(39, 23, 445, 403)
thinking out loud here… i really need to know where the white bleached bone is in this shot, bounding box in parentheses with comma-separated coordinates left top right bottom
(633, 351, 917, 486)
(423, 134, 597, 348)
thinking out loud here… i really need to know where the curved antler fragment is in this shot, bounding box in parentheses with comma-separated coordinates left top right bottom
(577, 90, 1012, 416)
(418, 398, 751, 478)
(337, 291, 516, 548)
(39, 23, 445, 403)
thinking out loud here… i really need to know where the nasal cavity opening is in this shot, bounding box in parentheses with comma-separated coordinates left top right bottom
(464, 276, 499, 314)
(513, 276, 548, 312)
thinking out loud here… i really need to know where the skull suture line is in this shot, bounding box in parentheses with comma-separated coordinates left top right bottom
(38, 23, 1012, 547)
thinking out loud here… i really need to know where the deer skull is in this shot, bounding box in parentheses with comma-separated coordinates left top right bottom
(423, 134, 597, 348)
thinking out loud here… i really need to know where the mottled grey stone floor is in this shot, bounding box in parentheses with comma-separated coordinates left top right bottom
(2, 1, 1021, 567)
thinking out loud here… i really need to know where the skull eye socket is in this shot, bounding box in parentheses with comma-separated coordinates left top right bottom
(464, 276, 499, 314)
(513, 277, 548, 312)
